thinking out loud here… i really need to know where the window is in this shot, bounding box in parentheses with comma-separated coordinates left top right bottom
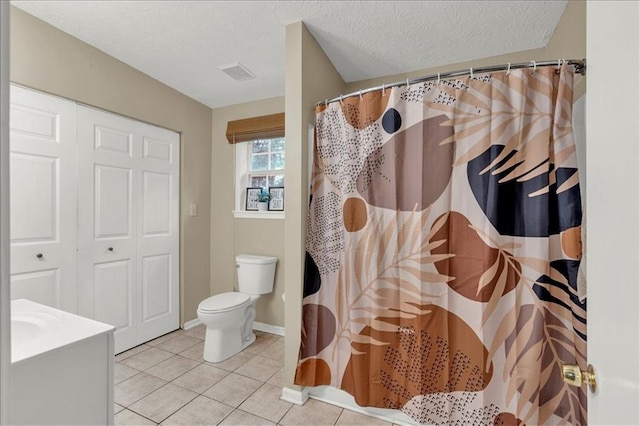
(247, 137, 285, 189)
(234, 137, 285, 217)
(227, 112, 285, 217)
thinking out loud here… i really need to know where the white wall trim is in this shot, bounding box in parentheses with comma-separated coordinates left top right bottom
(253, 321, 285, 336)
(232, 210, 284, 220)
(307, 386, 418, 426)
(182, 318, 202, 330)
(280, 386, 309, 405)
(0, 1, 10, 424)
(182, 318, 285, 337)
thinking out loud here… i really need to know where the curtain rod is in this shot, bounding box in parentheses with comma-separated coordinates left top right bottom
(317, 58, 586, 106)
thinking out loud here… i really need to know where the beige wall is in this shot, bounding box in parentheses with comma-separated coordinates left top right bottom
(210, 97, 286, 327)
(344, 0, 586, 98)
(10, 7, 212, 325)
(283, 22, 345, 387)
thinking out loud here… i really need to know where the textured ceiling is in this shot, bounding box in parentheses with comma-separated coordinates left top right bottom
(11, 1, 568, 108)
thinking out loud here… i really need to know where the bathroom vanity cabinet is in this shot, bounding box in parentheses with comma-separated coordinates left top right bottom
(10, 299, 115, 425)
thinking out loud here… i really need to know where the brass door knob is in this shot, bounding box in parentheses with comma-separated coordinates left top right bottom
(562, 363, 597, 393)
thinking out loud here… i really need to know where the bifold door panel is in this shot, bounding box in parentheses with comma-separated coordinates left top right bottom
(9, 86, 78, 313)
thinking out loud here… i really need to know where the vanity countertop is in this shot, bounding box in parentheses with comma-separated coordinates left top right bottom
(11, 299, 115, 364)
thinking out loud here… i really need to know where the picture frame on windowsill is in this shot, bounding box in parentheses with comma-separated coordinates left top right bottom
(268, 187, 284, 211)
(245, 187, 262, 211)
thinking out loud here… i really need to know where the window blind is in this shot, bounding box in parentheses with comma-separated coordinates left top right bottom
(225, 112, 284, 144)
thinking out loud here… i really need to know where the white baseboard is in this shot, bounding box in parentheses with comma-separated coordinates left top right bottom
(307, 386, 418, 426)
(253, 321, 285, 336)
(182, 318, 284, 337)
(280, 386, 309, 405)
(182, 318, 202, 330)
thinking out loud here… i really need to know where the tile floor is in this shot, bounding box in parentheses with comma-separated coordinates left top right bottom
(114, 326, 394, 426)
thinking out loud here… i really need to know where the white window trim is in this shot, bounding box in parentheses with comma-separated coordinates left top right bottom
(233, 141, 284, 219)
(232, 210, 284, 219)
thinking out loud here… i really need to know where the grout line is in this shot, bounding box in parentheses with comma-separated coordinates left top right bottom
(168, 364, 229, 395)
(114, 362, 142, 385)
(118, 376, 170, 408)
(146, 329, 183, 346)
(116, 408, 159, 425)
(115, 343, 151, 361)
(113, 370, 145, 405)
(277, 402, 295, 424)
(199, 393, 237, 409)
(153, 337, 204, 355)
(229, 376, 263, 408)
(126, 379, 201, 424)
(237, 407, 284, 425)
(154, 387, 200, 425)
(119, 348, 175, 372)
(145, 354, 205, 382)
(215, 404, 236, 426)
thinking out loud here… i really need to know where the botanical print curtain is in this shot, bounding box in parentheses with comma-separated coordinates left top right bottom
(295, 63, 586, 425)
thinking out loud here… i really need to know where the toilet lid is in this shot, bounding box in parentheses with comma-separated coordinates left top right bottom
(198, 292, 251, 313)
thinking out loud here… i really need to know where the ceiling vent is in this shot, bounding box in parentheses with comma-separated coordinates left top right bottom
(219, 62, 256, 81)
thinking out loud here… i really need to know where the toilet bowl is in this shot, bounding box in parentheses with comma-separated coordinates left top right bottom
(197, 254, 277, 363)
(198, 292, 257, 362)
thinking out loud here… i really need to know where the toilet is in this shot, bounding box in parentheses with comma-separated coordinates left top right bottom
(197, 254, 277, 363)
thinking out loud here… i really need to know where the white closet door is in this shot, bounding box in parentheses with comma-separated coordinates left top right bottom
(77, 106, 179, 353)
(9, 86, 78, 313)
(137, 122, 180, 344)
(77, 107, 138, 352)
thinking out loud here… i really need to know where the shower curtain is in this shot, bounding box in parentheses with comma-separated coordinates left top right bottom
(295, 63, 586, 425)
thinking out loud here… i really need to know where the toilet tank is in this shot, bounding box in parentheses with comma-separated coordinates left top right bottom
(236, 254, 278, 295)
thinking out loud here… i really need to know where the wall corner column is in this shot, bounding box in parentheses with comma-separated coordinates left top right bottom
(283, 21, 344, 390)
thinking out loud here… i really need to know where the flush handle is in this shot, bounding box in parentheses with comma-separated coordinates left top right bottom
(107, 247, 114, 252)
(36, 253, 44, 260)
(562, 363, 597, 393)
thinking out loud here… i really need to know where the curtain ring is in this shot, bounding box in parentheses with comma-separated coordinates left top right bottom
(506, 63, 511, 76)
(339, 94, 343, 103)
(382, 84, 386, 96)
(406, 78, 409, 88)
(437, 73, 441, 85)
(530, 60, 537, 74)
(470, 67, 474, 78)
(359, 89, 363, 100)
(557, 59, 562, 69)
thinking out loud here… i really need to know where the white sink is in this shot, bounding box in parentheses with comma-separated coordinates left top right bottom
(10, 311, 57, 363)
(11, 318, 41, 347)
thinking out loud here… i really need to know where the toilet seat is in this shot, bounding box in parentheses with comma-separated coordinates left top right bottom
(198, 292, 251, 313)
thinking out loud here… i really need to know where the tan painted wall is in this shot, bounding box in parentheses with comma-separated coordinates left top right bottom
(9, 7, 212, 325)
(344, 0, 586, 98)
(283, 22, 345, 387)
(210, 97, 286, 327)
